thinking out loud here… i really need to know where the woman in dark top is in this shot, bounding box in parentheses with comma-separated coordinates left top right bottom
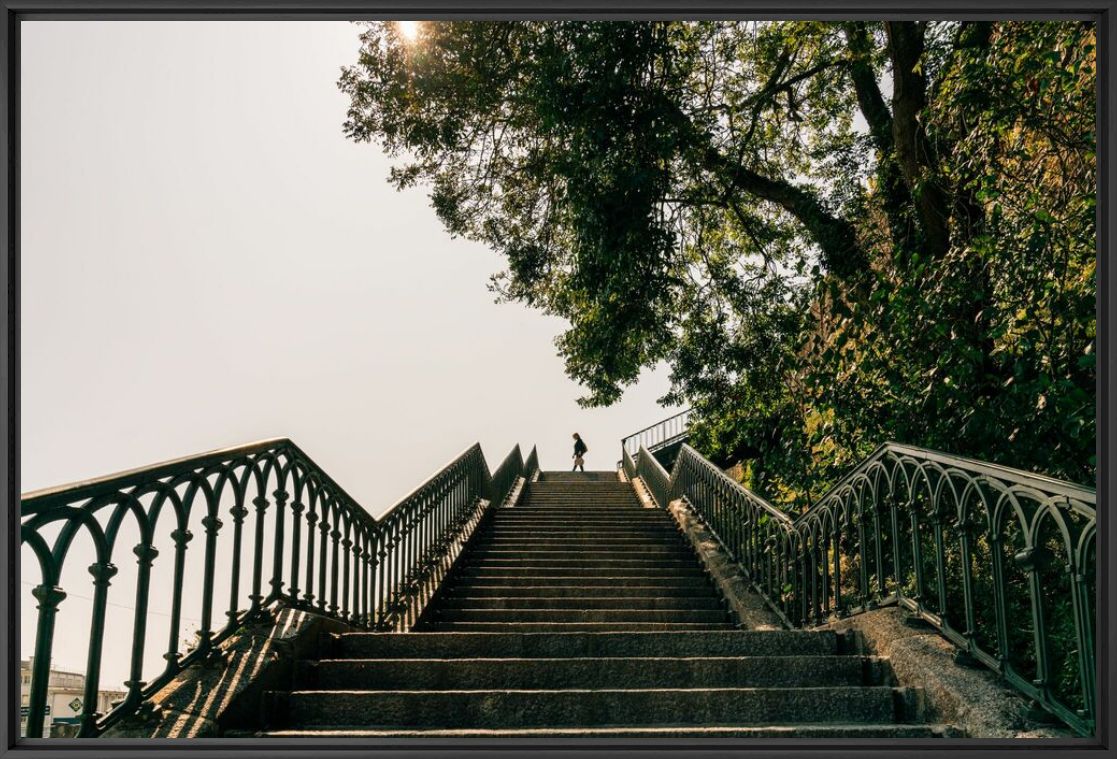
(572, 433, 588, 472)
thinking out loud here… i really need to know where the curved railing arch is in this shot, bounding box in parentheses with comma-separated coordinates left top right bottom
(624, 440, 1096, 735)
(20, 437, 538, 738)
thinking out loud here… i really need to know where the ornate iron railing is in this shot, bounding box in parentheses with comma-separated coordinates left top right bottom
(628, 441, 1096, 735)
(20, 438, 538, 738)
(620, 408, 691, 458)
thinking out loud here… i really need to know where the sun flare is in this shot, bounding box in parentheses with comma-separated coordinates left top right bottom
(398, 21, 421, 42)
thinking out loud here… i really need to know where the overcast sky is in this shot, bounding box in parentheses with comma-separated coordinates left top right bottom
(21, 21, 679, 683)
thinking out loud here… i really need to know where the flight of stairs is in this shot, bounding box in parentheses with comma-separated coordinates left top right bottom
(253, 472, 949, 737)
(420, 475, 734, 632)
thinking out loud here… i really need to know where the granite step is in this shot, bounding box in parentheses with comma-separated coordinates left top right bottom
(272, 685, 920, 729)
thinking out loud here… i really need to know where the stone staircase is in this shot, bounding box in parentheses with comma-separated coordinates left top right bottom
(253, 472, 949, 737)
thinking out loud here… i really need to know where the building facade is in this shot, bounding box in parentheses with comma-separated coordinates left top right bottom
(19, 658, 127, 738)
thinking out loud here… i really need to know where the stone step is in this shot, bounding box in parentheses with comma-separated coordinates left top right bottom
(525, 496, 635, 500)
(520, 497, 638, 502)
(462, 558, 702, 569)
(515, 497, 642, 502)
(493, 508, 664, 515)
(471, 537, 682, 545)
(501, 512, 647, 516)
(465, 548, 696, 560)
(527, 479, 630, 483)
(489, 513, 664, 520)
(332, 631, 842, 658)
(479, 536, 680, 544)
(511, 491, 640, 497)
(530, 483, 628, 487)
(469, 542, 687, 552)
(275, 686, 917, 728)
(487, 522, 667, 528)
(513, 506, 644, 510)
(453, 566, 710, 578)
(434, 595, 725, 611)
(425, 621, 739, 632)
(522, 490, 633, 498)
(536, 472, 621, 478)
(446, 574, 714, 587)
(481, 525, 679, 533)
(523, 499, 642, 503)
(518, 491, 643, 498)
(428, 608, 732, 624)
(300, 656, 886, 690)
(440, 584, 718, 598)
(512, 495, 642, 501)
(251, 724, 953, 738)
(485, 517, 671, 525)
(491, 507, 663, 513)
(474, 533, 683, 543)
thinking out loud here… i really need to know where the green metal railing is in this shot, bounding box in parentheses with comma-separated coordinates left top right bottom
(620, 408, 691, 458)
(627, 441, 1096, 735)
(20, 438, 538, 738)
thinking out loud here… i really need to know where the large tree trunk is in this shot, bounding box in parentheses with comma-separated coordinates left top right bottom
(843, 22, 915, 255)
(886, 21, 952, 260)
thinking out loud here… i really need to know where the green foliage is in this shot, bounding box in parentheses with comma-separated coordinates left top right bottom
(340, 20, 1096, 499)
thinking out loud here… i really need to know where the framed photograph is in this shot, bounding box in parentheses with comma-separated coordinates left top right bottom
(3, 2, 1112, 757)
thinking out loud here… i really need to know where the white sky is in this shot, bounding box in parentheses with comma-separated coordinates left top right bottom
(21, 21, 679, 687)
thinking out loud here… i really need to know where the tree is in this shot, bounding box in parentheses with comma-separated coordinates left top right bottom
(340, 20, 1096, 501)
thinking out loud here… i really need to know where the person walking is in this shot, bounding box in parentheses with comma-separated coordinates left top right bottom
(572, 433, 588, 472)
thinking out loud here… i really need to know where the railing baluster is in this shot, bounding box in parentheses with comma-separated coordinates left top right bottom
(329, 520, 341, 615)
(643, 440, 1095, 735)
(249, 494, 268, 614)
(227, 493, 247, 624)
(270, 488, 288, 603)
(21, 438, 526, 736)
(123, 541, 158, 710)
(303, 499, 318, 609)
(79, 560, 117, 736)
(316, 509, 329, 613)
(288, 494, 304, 605)
(163, 527, 193, 674)
(340, 526, 352, 621)
(198, 510, 222, 653)
(27, 580, 66, 738)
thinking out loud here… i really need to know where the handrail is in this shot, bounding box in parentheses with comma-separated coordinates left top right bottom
(632, 443, 672, 511)
(621, 447, 637, 481)
(20, 438, 540, 738)
(523, 446, 539, 482)
(489, 444, 530, 507)
(628, 441, 1096, 735)
(620, 408, 691, 457)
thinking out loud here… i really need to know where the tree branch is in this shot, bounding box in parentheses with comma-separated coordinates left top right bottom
(700, 146, 867, 281)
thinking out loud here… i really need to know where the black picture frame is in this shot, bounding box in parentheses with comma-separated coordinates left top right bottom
(1, 2, 1112, 757)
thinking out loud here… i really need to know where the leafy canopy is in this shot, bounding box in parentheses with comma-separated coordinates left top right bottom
(340, 20, 1095, 498)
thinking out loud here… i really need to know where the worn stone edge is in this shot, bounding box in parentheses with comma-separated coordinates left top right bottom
(628, 475, 659, 509)
(500, 476, 527, 509)
(819, 607, 1077, 739)
(102, 604, 351, 738)
(664, 497, 786, 631)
